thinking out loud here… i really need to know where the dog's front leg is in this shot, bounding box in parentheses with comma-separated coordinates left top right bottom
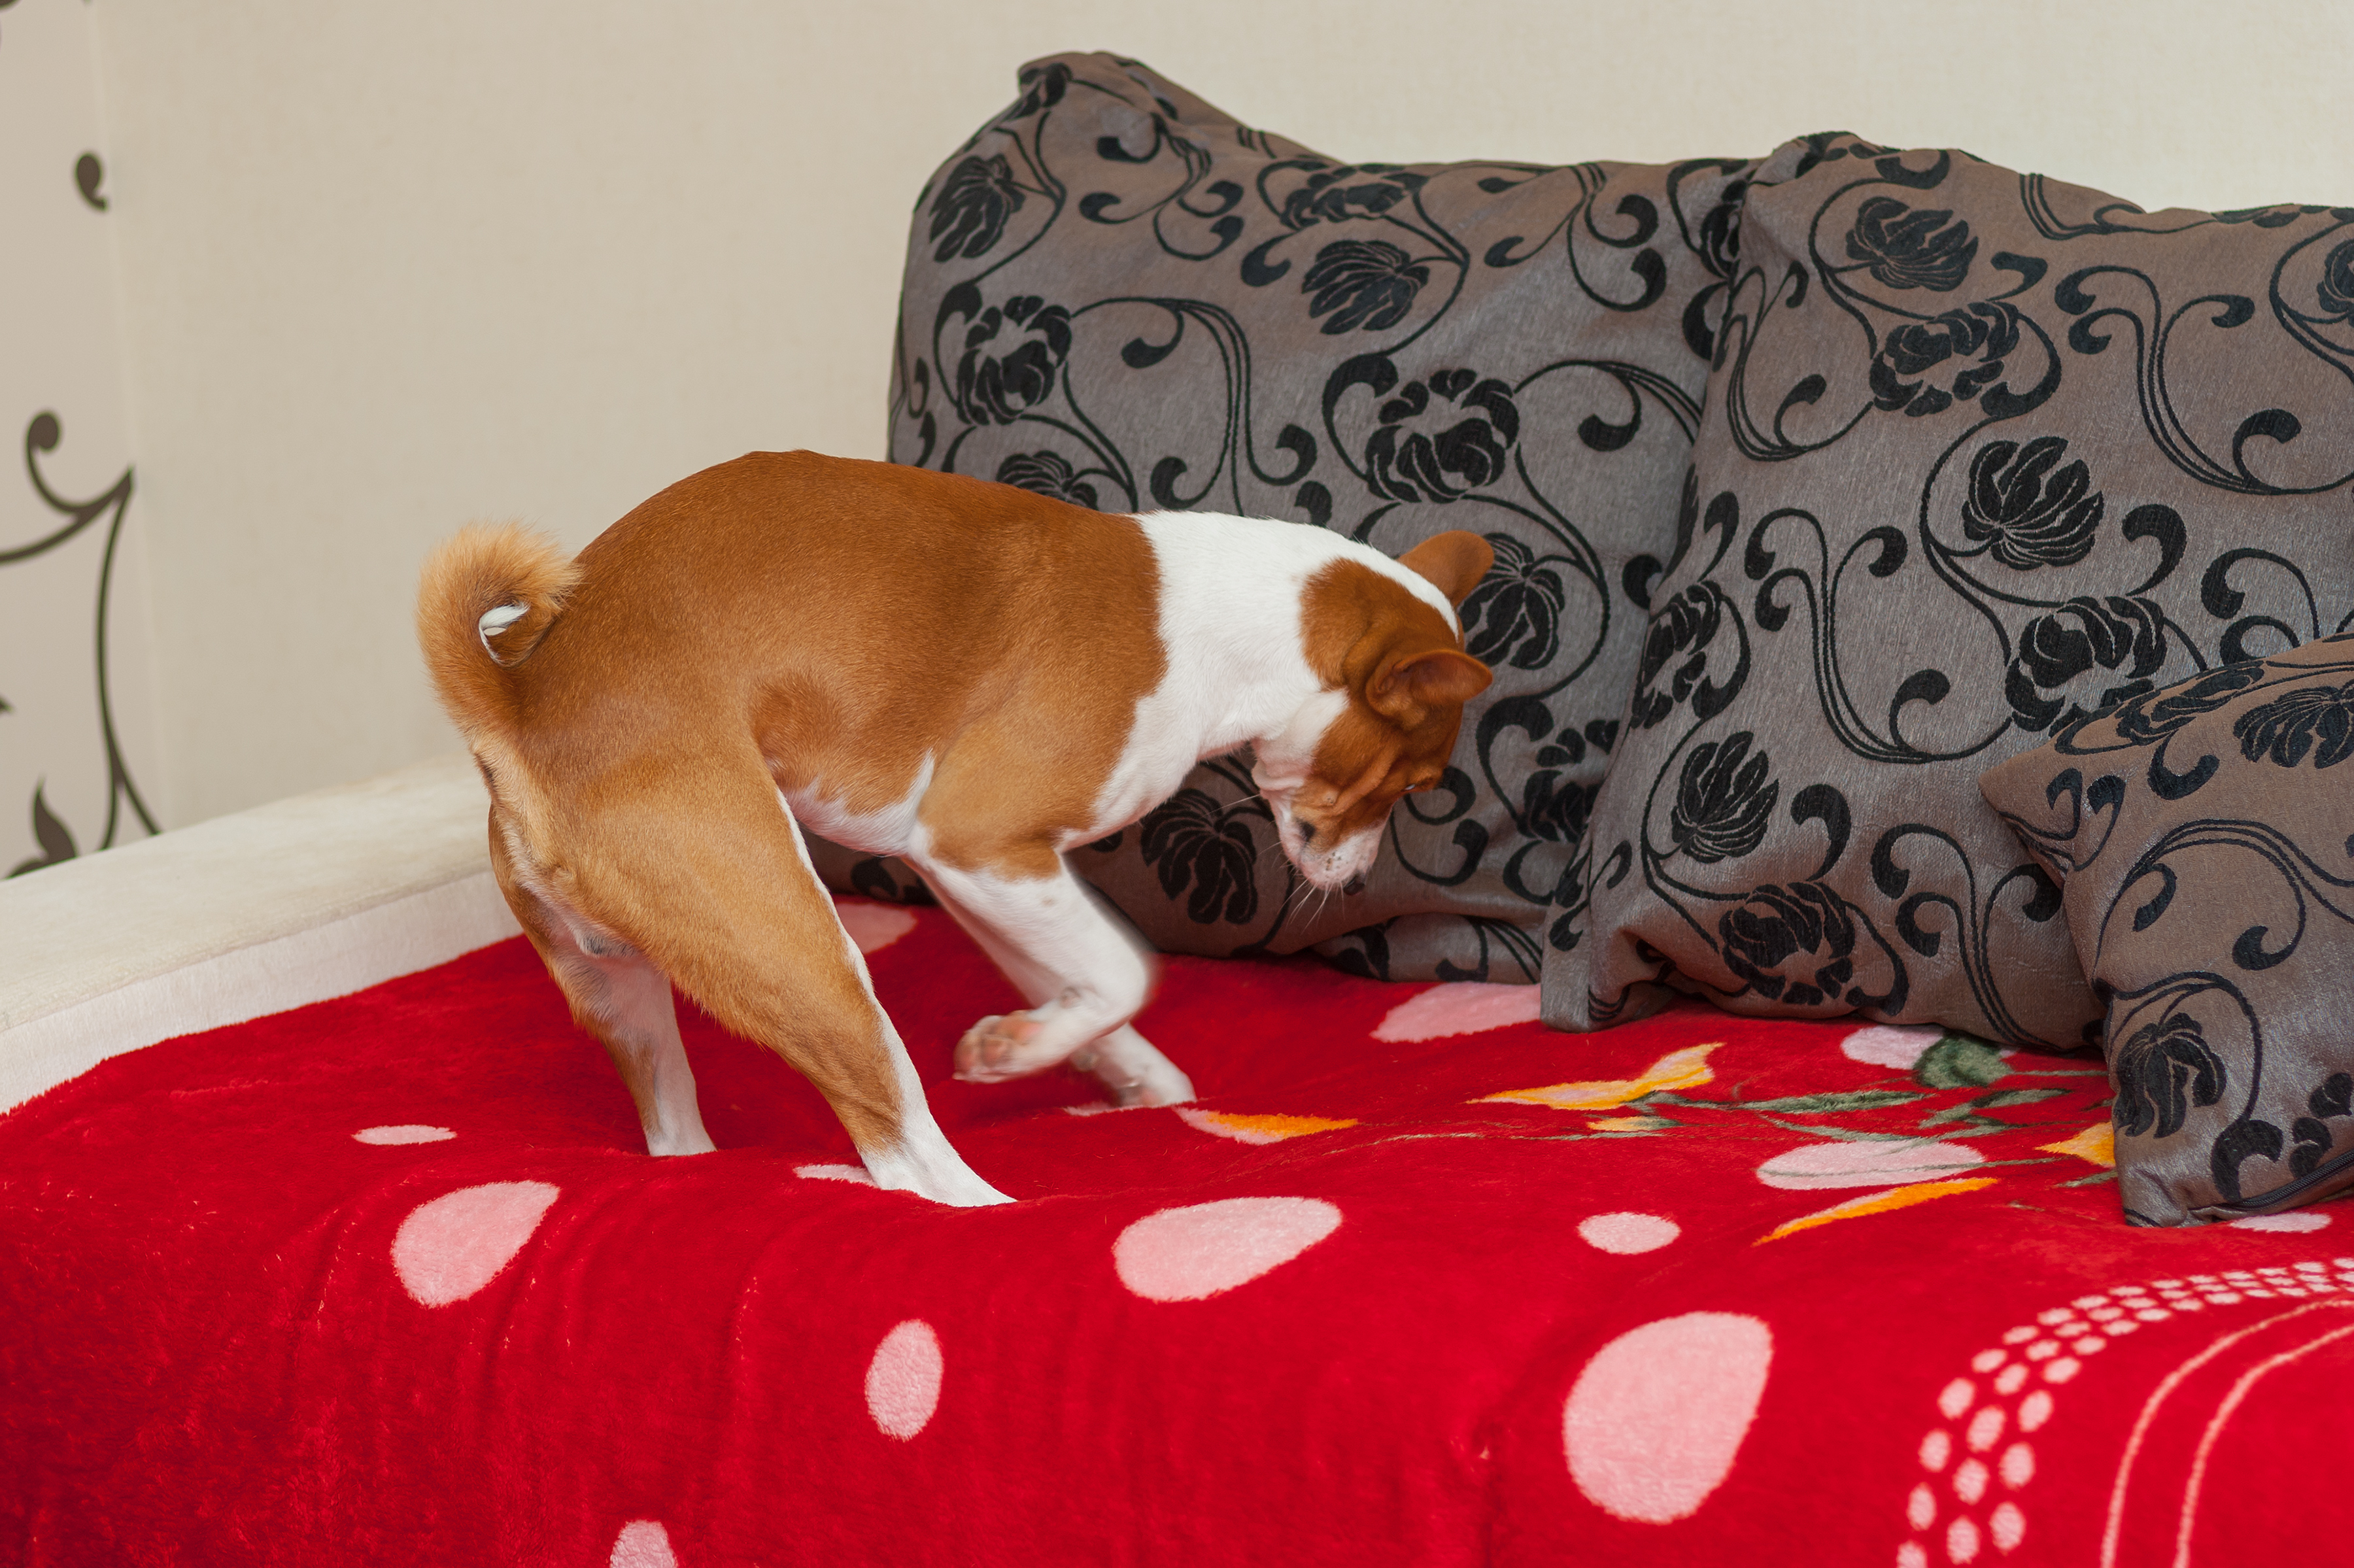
(913, 859, 1195, 1108)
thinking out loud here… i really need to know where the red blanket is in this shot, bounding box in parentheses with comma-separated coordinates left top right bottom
(5, 899, 2347, 1565)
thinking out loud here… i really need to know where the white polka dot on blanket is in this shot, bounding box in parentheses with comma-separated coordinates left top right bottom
(608, 1520, 677, 1568)
(866, 1320, 944, 1439)
(391, 1181, 560, 1306)
(1578, 1213, 1680, 1254)
(1755, 1139, 1985, 1190)
(354, 1125, 454, 1145)
(1838, 1023, 1946, 1070)
(794, 1163, 875, 1185)
(1371, 981, 1542, 1042)
(1564, 1311, 1773, 1523)
(2230, 1211, 2331, 1232)
(834, 899, 917, 955)
(1114, 1197, 1342, 1301)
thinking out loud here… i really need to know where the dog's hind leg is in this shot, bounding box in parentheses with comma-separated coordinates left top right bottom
(490, 813, 715, 1157)
(516, 758, 1008, 1206)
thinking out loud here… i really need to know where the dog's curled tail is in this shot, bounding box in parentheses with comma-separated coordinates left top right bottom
(416, 523, 581, 744)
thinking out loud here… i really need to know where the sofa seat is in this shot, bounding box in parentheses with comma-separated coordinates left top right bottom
(5, 896, 2347, 1565)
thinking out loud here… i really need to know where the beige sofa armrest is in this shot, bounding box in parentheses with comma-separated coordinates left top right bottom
(0, 754, 519, 1112)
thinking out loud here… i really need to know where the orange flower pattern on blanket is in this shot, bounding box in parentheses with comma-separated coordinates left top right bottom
(1176, 1110, 1360, 1144)
(1478, 1044, 1721, 1110)
(1759, 1178, 2001, 1244)
(2039, 1123, 2115, 1167)
(1166, 999, 2112, 1238)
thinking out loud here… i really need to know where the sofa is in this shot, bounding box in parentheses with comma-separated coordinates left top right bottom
(7, 51, 2353, 1567)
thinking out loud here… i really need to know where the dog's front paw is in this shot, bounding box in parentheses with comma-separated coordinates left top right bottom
(953, 1012, 1059, 1082)
(1070, 1026, 1195, 1108)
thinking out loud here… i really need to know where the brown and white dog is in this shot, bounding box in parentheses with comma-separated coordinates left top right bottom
(418, 451, 1492, 1205)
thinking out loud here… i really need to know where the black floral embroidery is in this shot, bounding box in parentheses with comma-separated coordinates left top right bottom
(2317, 239, 2354, 320)
(1871, 302, 2024, 417)
(1695, 187, 1741, 278)
(1280, 164, 1427, 230)
(995, 451, 1098, 509)
(1520, 762, 1595, 848)
(1669, 732, 1777, 863)
(1007, 60, 1070, 120)
(1985, 635, 2354, 1222)
(1139, 789, 1261, 925)
(2006, 596, 2167, 733)
(1631, 583, 1732, 730)
(1302, 239, 1428, 333)
(1845, 196, 1977, 292)
(930, 156, 1026, 264)
(1365, 369, 1519, 503)
(1569, 130, 2354, 1061)
(2232, 679, 2354, 768)
(2291, 1072, 2354, 1178)
(848, 855, 934, 906)
(2209, 1115, 2287, 1205)
(952, 296, 1072, 424)
(2105, 660, 2270, 748)
(1459, 534, 1565, 670)
(1719, 881, 1855, 1006)
(2113, 1012, 2226, 1140)
(1962, 437, 2104, 570)
(1680, 182, 1745, 358)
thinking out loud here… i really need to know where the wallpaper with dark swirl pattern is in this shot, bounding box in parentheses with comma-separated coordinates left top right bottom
(1981, 633, 2354, 1225)
(1, 0, 156, 879)
(1548, 132, 2354, 1046)
(819, 52, 1750, 983)
(3, 411, 156, 876)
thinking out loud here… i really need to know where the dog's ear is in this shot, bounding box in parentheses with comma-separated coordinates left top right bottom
(1369, 647, 1493, 724)
(1395, 531, 1495, 607)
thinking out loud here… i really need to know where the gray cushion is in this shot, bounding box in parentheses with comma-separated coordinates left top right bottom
(1547, 132, 2354, 1044)
(825, 51, 1750, 982)
(1981, 633, 2354, 1225)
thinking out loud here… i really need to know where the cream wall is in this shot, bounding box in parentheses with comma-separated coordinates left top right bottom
(1, 0, 161, 874)
(90, 0, 2354, 826)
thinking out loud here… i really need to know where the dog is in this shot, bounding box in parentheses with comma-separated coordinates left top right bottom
(417, 452, 1493, 1205)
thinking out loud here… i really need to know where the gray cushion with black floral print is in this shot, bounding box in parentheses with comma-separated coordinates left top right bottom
(808, 50, 1754, 984)
(1980, 633, 2354, 1225)
(1546, 130, 2354, 1046)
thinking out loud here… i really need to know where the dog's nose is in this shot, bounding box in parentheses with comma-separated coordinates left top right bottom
(1342, 874, 1366, 896)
